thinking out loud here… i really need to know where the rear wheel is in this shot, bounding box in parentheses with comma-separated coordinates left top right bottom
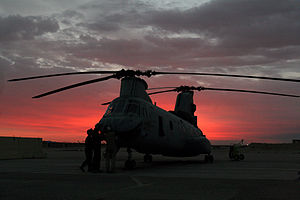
(239, 154, 245, 160)
(234, 154, 240, 161)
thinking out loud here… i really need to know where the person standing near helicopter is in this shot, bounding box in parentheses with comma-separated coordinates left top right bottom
(80, 128, 94, 172)
(91, 123, 106, 173)
(104, 126, 119, 173)
(91, 128, 103, 173)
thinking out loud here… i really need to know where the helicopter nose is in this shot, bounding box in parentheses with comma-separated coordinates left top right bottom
(99, 115, 142, 133)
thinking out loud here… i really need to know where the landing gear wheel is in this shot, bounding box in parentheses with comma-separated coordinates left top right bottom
(144, 154, 152, 163)
(204, 155, 209, 163)
(205, 155, 214, 163)
(124, 160, 136, 170)
(124, 148, 136, 170)
(234, 154, 240, 161)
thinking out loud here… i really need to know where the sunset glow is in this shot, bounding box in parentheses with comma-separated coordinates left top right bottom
(1, 0, 300, 144)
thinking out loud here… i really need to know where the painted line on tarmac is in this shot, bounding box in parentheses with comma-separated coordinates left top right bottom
(97, 175, 151, 198)
(200, 167, 300, 171)
(129, 176, 145, 187)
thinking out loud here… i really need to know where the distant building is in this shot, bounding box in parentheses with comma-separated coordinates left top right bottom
(0, 136, 45, 159)
(292, 139, 300, 144)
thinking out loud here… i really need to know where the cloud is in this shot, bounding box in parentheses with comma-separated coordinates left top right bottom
(143, 0, 300, 49)
(0, 15, 59, 42)
(0, 0, 93, 16)
(80, 21, 121, 33)
(0, 60, 6, 96)
(1, 0, 299, 77)
(46, 0, 298, 72)
(1, 0, 299, 143)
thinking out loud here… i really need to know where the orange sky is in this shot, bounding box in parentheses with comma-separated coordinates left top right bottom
(1, 76, 299, 144)
(1, 0, 300, 144)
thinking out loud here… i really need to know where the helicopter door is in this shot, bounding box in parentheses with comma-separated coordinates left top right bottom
(158, 116, 165, 136)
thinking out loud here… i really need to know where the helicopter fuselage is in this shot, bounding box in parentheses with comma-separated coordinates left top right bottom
(98, 96, 211, 157)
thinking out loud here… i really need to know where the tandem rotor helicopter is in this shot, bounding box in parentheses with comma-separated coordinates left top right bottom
(9, 69, 300, 169)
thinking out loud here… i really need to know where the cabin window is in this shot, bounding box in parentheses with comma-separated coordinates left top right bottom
(169, 121, 173, 130)
(158, 116, 165, 136)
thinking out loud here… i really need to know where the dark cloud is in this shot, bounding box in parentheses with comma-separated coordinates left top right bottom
(65, 35, 293, 69)
(54, 0, 299, 70)
(80, 21, 121, 32)
(143, 0, 300, 49)
(0, 58, 7, 95)
(0, 0, 92, 16)
(76, 0, 151, 33)
(78, 0, 150, 14)
(61, 9, 84, 19)
(1, 0, 298, 72)
(59, 10, 85, 25)
(0, 15, 59, 42)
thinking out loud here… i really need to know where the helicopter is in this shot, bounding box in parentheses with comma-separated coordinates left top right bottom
(8, 69, 300, 169)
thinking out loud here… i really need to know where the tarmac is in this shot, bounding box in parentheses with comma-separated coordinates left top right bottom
(0, 146, 299, 200)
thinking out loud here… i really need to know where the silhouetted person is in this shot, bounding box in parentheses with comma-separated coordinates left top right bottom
(80, 129, 94, 172)
(104, 127, 119, 173)
(91, 128, 103, 173)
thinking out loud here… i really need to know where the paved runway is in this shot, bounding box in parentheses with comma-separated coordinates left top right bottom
(0, 147, 299, 200)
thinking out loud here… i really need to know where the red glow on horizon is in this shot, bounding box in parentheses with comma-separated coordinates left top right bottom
(1, 81, 299, 144)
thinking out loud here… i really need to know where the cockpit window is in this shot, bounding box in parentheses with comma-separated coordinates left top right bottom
(104, 100, 126, 117)
(104, 104, 114, 116)
(104, 100, 141, 116)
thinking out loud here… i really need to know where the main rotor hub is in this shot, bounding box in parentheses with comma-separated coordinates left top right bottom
(176, 86, 204, 92)
(115, 69, 154, 79)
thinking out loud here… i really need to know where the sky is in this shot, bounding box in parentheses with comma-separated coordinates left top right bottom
(0, 0, 300, 144)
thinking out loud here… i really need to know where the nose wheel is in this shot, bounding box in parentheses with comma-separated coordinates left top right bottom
(124, 148, 136, 170)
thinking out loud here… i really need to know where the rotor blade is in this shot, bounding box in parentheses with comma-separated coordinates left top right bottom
(33, 75, 117, 98)
(202, 87, 300, 98)
(147, 87, 177, 90)
(148, 86, 299, 98)
(148, 89, 177, 95)
(8, 71, 118, 82)
(153, 71, 300, 83)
